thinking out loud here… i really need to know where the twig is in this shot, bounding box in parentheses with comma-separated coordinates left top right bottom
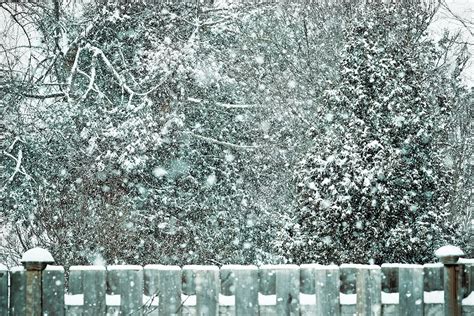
(184, 131, 261, 150)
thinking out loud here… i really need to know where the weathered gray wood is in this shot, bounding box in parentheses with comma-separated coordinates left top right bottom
(68, 266, 106, 316)
(300, 264, 320, 295)
(144, 265, 182, 316)
(10, 266, 26, 315)
(220, 268, 234, 297)
(42, 265, 65, 316)
(259, 265, 276, 295)
(182, 268, 196, 296)
(461, 258, 474, 298)
(25, 269, 41, 316)
(423, 263, 443, 291)
(69, 266, 107, 315)
(184, 265, 219, 316)
(107, 265, 144, 316)
(356, 265, 381, 316)
(275, 265, 300, 316)
(443, 263, 463, 316)
(68, 268, 83, 295)
(380, 264, 399, 293)
(340, 264, 360, 294)
(315, 265, 340, 316)
(221, 265, 258, 315)
(424, 303, 443, 316)
(398, 264, 423, 316)
(0, 264, 8, 315)
(83, 267, 106, 315)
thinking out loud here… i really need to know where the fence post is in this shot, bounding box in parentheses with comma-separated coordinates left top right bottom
(20, 247, 55, 316)
(435, 245, 465, 316)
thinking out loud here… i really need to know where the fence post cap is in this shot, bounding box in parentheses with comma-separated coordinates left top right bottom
(435, 245, 464, 264)
(20, 247, 54, 271)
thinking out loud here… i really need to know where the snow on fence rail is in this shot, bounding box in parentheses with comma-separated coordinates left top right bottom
(0, 246, 473, 315)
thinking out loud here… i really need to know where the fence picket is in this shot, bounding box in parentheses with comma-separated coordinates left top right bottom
(399, 264, 423, 316)
(221, 265, 258, 315)
(0, 265, 8, 315)
(107, 265, 144, 316)
(184, 265, 219, 316)
(356, 265, 381, 316)
(381, 264, 399, 293)
(275, 265, 300, 316)
(42, 265, 65, 316)
(340, 264, 360, 295)
(144, 265, 182, 316)
(315, 265, 340, 316)
(10, 266, 26, 316)
(259, 265, 276, 295)
(69, 266, 106, 315)
(461, 258, 474, 298)
(423, 263, 443, 292)
(3, 245, 474, 316)
(300, 264, 320, 295)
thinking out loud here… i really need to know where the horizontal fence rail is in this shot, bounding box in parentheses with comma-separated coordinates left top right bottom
(0, 248, 473, 315)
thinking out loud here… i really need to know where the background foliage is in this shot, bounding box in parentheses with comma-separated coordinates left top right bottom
(0, 1, 472, 266)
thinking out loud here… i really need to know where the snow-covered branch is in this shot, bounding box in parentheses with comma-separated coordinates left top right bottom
(3, 149, 31, 184)
(184, 131, 261, 150)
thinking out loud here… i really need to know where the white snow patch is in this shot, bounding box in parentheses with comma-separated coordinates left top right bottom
(152, 167, 168, 178)
(219, 294, 235, 306)
(259, 293, 276, 305)
(106, 294, 121, 306)
(340, 264, 364, 269)
(206, 174, 217, 186)
(44, 265, 64, 271)
(382, 292, 399, 304)
(463, 292, 474, 306)
(424, 291, 444, 304)
(0, 264, 7, 270)
(435, 245, 464, 258)
(20, 247, 54, 263)
(224, 152, 235, 162)
(300, 263, 321, 269)
(287, 80, 296, 89)
(144, 265, 181, 271)
(260, 264, 299, 270)
(340, 293, 357, 305)
(182, 294, 196, 306)
(423, 263, 443, 268)
(255, 55, 265, 65)
(300, 293, 316, 305)
(313, 265, 339, 270)
(10, 266, 24, 272)
(70, 265, 106, 271)
(397, 264, 423, 269)
(183, 265, 219, 271)
(143, 294, 159, 306)
(221, 265, 258, 271)
(65, 294, 84, 306)
(107, 265, 142, 271)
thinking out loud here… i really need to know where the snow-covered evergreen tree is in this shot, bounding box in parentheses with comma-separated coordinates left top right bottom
(287, 5, 461, 264)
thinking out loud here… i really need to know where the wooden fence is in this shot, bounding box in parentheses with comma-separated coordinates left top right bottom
(0, 247, 473, 315)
